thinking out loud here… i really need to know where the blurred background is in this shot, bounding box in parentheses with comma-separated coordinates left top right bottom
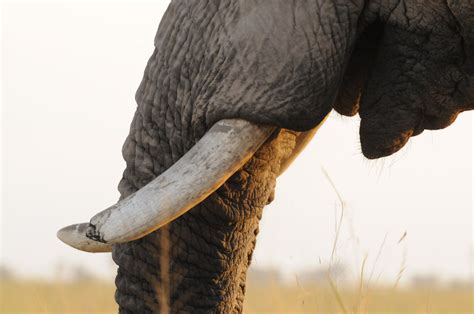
(1, 1, 472, 313)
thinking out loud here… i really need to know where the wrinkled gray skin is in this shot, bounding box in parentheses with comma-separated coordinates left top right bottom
(112, 1, 473, 312)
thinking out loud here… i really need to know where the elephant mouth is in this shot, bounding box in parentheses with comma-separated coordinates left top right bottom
(358, 110, 417, 159)
(359, 107, 463, 159)
(58, 119, 276, 252)
(360, 128, 414, 159)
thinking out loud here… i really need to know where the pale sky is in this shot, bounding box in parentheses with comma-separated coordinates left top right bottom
(1, 1, 473, 284)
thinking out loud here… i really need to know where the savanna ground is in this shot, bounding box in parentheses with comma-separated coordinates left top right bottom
(1, 278, 472, 313)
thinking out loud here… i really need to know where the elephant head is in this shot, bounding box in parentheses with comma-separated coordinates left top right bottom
(58, 1, 473, 312)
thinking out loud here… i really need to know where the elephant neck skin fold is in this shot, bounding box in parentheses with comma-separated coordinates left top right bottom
(113, 130, 298, 312)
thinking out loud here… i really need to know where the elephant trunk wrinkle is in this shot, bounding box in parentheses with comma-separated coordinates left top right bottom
(114, 129, 298, 312)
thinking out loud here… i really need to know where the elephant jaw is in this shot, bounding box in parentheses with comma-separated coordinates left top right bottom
(57, 119, 275, 253)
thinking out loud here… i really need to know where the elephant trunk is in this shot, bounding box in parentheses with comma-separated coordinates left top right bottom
(113, 129, 299, 312)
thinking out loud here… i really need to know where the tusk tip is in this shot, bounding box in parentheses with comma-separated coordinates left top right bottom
(57, 223, 113, 253)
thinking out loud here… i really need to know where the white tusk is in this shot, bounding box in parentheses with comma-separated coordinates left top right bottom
(57, 119, 274, 252)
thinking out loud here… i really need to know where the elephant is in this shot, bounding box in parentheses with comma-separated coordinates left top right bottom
(58, 0, 473, 312)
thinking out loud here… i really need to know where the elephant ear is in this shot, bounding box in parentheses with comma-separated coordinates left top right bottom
(334, 2, 474, 159)
(203, 0, 365, 131)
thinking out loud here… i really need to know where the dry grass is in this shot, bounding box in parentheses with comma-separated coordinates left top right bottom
(1, 279, 472, 313)
(0, 279, 117, 314)
(244, 284, 473, 313)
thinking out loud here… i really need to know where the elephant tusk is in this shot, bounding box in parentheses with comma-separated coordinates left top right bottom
(57, 223, 113, 253)
(277, 114, 328, 176)
(57, 119, 275, 253)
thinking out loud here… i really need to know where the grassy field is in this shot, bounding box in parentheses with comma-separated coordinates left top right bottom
(1, 279, 472, 313)
(0, 280, 116, 313)
(245, 284, 473, 313)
